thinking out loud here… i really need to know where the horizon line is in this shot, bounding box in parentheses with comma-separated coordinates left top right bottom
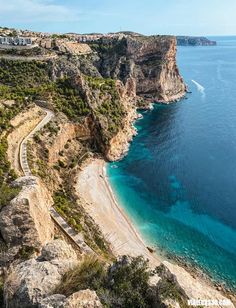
(1, 25, 236, 37)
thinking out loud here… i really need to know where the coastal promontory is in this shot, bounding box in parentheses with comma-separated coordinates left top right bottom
(177, 36, 217, 46)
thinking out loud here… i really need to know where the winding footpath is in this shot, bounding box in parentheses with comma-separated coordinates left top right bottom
(19, 107, 94, 255)
(19, 109, 54, 176)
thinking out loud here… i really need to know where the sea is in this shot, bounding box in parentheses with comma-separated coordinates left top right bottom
(107, 36, 236, 290)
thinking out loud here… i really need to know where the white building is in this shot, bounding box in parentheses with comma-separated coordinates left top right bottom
(0, 36, 32, 46)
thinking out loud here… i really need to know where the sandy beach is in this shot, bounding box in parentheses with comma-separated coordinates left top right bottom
(75, 158, 236, 306)
(75, 158, 161, 266)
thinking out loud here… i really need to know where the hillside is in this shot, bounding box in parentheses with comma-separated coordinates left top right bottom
(0, 28, 234, 308)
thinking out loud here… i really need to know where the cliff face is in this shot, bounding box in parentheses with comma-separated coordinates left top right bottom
(105, 78, 138, 160)
(0, 176, 54, 263)
(46, 35, 185, 160)
(70, 72, 137, 161)
(4, 240, 78, 308)
(93, 35, 186, 102)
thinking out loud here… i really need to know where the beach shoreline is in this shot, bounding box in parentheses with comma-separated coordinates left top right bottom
(75, 158, 236, 306)
(75, 158, 161, 267)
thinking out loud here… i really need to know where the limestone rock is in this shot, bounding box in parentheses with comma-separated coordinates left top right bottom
(65, 290, 102, 308)
(162, 299, 181, 308)
(148, 273, 161, 287)
(4, 240, 77, 308)
(95, 35, 186, 103)
(0, 176, 54, 252)
(106, 78, 138, 161)
(55, 40, 92, 56)
(160, 262, 234, 308)
(147, 263, 188, 308)
(41, 240, 77, 262)
(40, 290, 102, 308)
(47, 122, 90, 166)
(39, 294, 67, 308)
(40, 240, 78, 275)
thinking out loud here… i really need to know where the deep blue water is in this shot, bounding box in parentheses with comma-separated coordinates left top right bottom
(107, 37, 236, 289)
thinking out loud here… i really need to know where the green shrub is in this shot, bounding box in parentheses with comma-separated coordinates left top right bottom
(56, 255, 153, 308)
(53, 190, 110, 257)
(105, 256, 151, 308)
(0, 183, 20, 209)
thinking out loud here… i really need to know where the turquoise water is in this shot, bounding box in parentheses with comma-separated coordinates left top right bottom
(107, 37, 236, 289)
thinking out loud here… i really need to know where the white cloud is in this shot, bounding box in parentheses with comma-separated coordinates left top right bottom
(0, 0, 80, 24)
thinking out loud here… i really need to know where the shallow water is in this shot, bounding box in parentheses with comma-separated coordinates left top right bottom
(107, 37, 236, 289)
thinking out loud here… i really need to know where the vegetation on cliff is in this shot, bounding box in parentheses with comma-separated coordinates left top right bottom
(0, 59, 90, 121)
(56, 255, 190, 308)
(53, 190, 112, 258)
(56, 255, 153, 308)
(85, 75, 126, 141)
(90, 37, 128, 56)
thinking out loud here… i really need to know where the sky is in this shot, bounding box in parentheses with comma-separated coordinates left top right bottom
(0, 0, 236, 36)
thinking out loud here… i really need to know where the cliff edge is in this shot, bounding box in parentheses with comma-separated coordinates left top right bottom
(92, 35, 186, 102)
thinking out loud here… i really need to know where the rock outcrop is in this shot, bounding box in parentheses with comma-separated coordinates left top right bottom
(55, 40, 92, 56)
(69, 72, 138, 161)
(4, 240, 77, 308)
(148, 262, 234, 308)
(162, 261, 234, 308)
(94, 35, 186, 102)
(0, 176, 54, 252)
(39, 290, 102, 308)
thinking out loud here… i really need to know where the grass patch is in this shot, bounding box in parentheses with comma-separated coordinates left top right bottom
(55, 256, 106, 296)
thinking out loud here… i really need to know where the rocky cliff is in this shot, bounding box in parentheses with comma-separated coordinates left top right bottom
(91, 35, 186, 102)
(0, 176, 54, 261)
(4, 240, 78, 308)
(48, 35, 186, 160)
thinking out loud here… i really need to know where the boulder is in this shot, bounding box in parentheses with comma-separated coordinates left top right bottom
(39, 294, 67, 308)
(40, 290, 102, 308)
(4, 240, 77, 308)
(41, 239, 77, 262)
(0, 176, 54, 252)
(65, 290, 102, 308)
